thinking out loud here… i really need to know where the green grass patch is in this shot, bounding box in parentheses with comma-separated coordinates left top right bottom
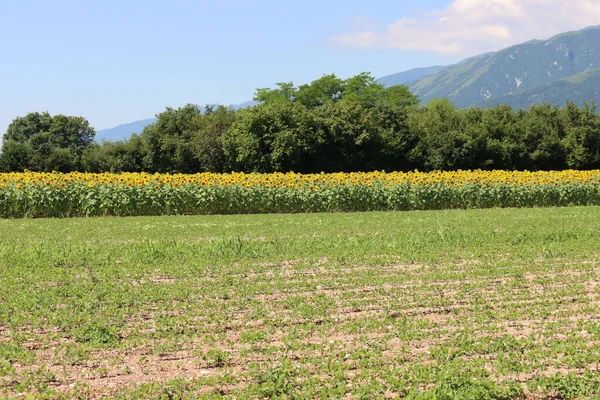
(1, 207, 600, 398)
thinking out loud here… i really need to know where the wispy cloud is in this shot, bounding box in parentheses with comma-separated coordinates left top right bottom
(330, 0, 600, 56)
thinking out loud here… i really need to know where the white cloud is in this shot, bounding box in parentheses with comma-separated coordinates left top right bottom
(330, 0, 600, 56)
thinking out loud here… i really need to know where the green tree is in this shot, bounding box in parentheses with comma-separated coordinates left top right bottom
(517, 104, 566, 170)
(310, 100, 375, 172)
(0, 141, 33, 172)
(341, 72, 386, 107)
(295, 74, 344, 108)
(254, 82, 297, 104)
(3, 112, 53, 143)
(381, 85, 420, 108)
(254, 72, 418, 110)
(82, 134, 146, 173)
(409, 99, 471, 170)
(222, 101, 317, 172)
(367, 103, 417, 171)
(191, 105, 237, 172)
(0, 112, 95, 172)
(140, 104, 202, 173)
(561, 102, 600, 169)
(478, 105, 522, 169)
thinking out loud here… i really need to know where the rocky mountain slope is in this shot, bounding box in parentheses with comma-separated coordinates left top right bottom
(410, 26, 600, 108)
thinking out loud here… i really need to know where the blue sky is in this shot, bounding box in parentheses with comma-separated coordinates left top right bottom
(1, 0, 598, 133)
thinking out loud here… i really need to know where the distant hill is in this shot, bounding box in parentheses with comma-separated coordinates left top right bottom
(96, 118, 157, 142)
(232, 100, 259, 110)
(376, 53, 494, 88)
(409, 25, 600, 108)
(95, 101, 258, 142)
(377, 65, 448, 87)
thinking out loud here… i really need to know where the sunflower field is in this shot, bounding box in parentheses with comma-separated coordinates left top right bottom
(1, 169, 600, 217)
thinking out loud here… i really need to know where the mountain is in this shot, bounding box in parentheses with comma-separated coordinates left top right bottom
(377, 65, 449, 87)
(478, 68, 600, 109)
(410, 26, 600, 108)
(96, 118, 157, 142)
(377, 52, 494, 88)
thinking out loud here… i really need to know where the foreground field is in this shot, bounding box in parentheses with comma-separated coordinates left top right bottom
(1, 208, 600, 398)
(2, 170, 600, 217)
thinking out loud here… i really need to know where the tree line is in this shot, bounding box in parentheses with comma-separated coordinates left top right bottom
(2, 72, 600, 173)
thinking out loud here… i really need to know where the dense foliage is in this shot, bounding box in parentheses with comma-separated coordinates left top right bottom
(0, 112, 94, 172)
(2, 72, 600, 174)
(1, 169, 600, 217)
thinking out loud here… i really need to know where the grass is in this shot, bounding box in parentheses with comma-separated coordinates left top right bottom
(1, 207, 600, 398)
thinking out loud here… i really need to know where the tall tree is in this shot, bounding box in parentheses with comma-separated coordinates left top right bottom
(253, 82, 297, 104)
(295, 74, 344, 108)
(191, 105, 237, 172)
(140, 104, 202, 173)
(0, 112, 95, 172)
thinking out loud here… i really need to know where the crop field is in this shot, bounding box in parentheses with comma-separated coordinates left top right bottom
(1, 208, 600, 399)
(2, 170, 600, 217)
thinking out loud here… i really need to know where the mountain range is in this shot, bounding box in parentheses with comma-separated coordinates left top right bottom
(405, 25, 600, 109)
(97, 25, 600, 142)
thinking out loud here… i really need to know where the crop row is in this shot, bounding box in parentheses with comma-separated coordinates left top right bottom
(1, 170, 600, 217)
